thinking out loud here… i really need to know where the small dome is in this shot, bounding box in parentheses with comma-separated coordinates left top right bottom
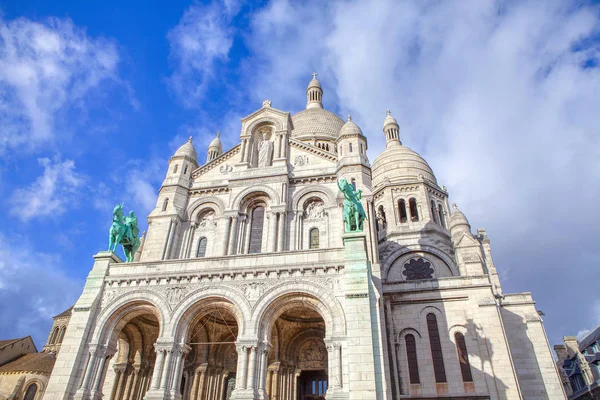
(174, 137, 198, 161)
(291, 108, 345, 140)
(372, 143, 437, 187)
(449, 204, 471, 234)
(384, 109, 398, 128)
(208, 131, 222, 151)
(307, 72, 322, 90)
(339, 115, 364, 137)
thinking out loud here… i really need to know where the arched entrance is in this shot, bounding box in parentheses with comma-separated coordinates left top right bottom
(105, 314, 159, 400)
(177, 299, 239, 400)
(262, 299, 328, 400)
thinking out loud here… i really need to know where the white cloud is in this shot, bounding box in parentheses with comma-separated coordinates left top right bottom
(0, 15, 122, 154)
(9, 157, 85, 221)
(167, 1, 238, 105)
(0, 233, 81, 347)
(168, 0, 599, 345)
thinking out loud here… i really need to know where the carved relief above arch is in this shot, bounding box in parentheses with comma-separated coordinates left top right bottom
(244, 115, 285, 136)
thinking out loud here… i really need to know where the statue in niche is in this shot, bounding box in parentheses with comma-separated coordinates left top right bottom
(258, 131, 274, 167)
(305, 201, 325, 219)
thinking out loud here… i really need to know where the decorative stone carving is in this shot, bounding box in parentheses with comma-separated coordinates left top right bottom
(164, 286, 191, 305)
(262, 99, 272, 108)
(294, 155, 309, 166)
(298, 339, 327, 370)
(402, 258, 434, 280)
(305, 200, 325, 220)
(198, 211, 216, 229)
(220, 164, 233, 174)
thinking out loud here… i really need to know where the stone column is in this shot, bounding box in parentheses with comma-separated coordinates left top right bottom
(186, 223, 197, 258)
(240, 139, 247, 163)
(122, 367, 135, 400)
(150, 348, 166, 390)
(236, 346, 249, 389)
(80, 347, 102, 393)
(270, 364, 280, 400)
(228, 216, 239, 255)
(189, 369, 200, 400)
(110, 365, 125, 400)
(265, 370, 273, 399)
(170, 345, 190, 397)
(277, 212, 286, 252)
(291, 370, 300, 400)
(195, 365, 208, 400)
(221, 218, 231, 256)
(247, 346, 258, 389)
(91, 350, 113, 398)
(159, 349, 175, 390)
(258, 346, 269, 393)
(268, 213, 278, 252)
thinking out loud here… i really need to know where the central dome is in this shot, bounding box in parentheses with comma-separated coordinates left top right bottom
(291, 108, 345, 140)
(372, 144, 437, 188)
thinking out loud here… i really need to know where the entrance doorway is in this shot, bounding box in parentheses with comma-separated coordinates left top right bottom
(297, 370, 327, 400)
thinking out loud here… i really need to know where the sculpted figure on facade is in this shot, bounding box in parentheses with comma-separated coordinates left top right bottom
(108, 203, 140, 262)
(337, 178, 366, 232)
(258, 131, 274, 167)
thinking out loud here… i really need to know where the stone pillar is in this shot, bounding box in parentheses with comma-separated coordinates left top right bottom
(110, 365, 125, 400)
(171, 346, 190, 399)
(80, 349, 101, 394)
(343, 232, 384, 399)
(186, 223, 197, 258)
(228, 216, 239, 255)
(91, 350, 113, 399)
(247, 346, 258, 389)
(159, 349, 175, 390)
(236, 345, 249, 390)
(221, 218, 231, 256)
(195, 365, 208, 400)
(122, 367, 135, 400)
(277, 212, 285, 252)
(270, 364, 280, 400)
(268, 213, 278, 252)
(240, 139, 247, 163)
(150, 347, 166, 390)
(258, 347, 268, 391)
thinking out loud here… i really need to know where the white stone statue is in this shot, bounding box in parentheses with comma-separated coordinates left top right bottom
(258, 132, 273, 167)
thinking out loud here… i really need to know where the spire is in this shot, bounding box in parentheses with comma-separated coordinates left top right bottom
(449, 203, 472, 235)
(207, 131, 223, 163)
(173, 136, 198, 161)
(306, 72, 323, 110)
(383, 109, 401, 147)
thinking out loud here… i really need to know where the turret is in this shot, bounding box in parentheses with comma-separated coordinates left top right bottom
(306, 72, 323, 110)
(141, 137, 198, 261)
(337, 115, 369, 169)
(449, 203, 472, 239)
(207, 131, 223, 163)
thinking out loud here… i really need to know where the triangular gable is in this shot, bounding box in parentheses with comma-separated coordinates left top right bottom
(289, 138, 337, 163)
(455, 232, 481, 247)
(191, 145, 241, 179)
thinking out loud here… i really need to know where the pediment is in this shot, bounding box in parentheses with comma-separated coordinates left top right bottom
(241, 103, 293, 134)
(289, 138, 338, 163)
(454, 232, 480, 247)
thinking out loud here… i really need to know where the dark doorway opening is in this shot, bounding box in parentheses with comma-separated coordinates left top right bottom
(297, 370, 327, 400)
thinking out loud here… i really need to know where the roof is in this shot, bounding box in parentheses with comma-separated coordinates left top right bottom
(53, 306, 73, 319)
(0, 352, 56, 374)
(0, 339, 23, 350)
(291, 108, 344, 140)
(579, 324, 600, 352)
(371, 143, 437, 188)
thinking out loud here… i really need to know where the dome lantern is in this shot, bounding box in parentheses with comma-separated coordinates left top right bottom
(383, 109, 401, 147)
(306, 72, 323, 110)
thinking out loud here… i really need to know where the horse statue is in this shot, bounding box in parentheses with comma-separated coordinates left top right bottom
(337, 178, 367, 232)
(108, 203, 141, 262)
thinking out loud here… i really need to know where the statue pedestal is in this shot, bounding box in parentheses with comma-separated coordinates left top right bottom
(342, 231, 384, 399)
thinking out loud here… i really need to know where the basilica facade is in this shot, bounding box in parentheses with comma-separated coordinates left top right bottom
(44, 75, 565, 400)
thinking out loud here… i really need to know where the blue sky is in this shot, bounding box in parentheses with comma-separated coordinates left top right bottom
(0, 0, 599, 351)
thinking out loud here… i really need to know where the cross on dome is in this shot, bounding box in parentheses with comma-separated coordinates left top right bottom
(386, 109, 391, 115)
(347, 115, 352, 121)
(312, 72, 318, 79)
(188, 136, 193, 142)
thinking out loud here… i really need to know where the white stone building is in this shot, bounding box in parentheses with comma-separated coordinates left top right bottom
(44, 74, 565, 400)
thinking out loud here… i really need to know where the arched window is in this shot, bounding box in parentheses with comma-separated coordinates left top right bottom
(162, 198, 169, 212)
(360, 143, 364, 154)
(398, 199, 408, 223)
(351, 178, 357, 190)
(409, 198, 419, 221)
(173, 164, 178, 174)
(197, 237, 208, 257)
(438, 204, 446, 228)
(377, 205, 387, 230)
(455, 332, 473, 382)
(57, 326, 66, 344)
(349, 143, 353, 153)
(249, 206, 265, 254)
(405, 334, 420, 384)
(49, 327, 59, 344)
(427, 313, 447, 383)
(431, 200, 438, 223)
(23, 384, 37, 400)
(309, 228, 319, 249)
(184, 165, 188, 175)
